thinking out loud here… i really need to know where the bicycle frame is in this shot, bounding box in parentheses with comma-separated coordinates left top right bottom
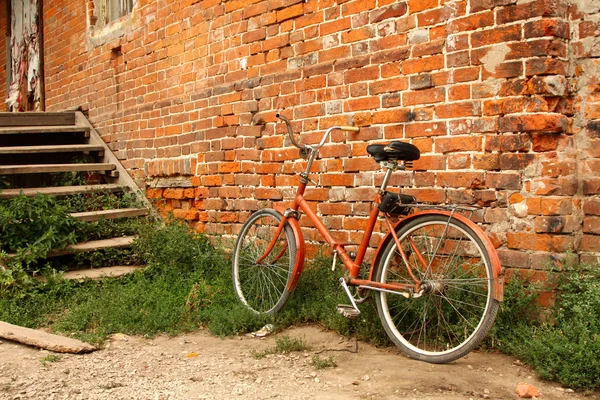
(258, 116, 503, 301)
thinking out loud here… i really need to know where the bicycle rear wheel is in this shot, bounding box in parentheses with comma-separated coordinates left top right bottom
(374, 214, 499, 363)
(232, 209, 297, 315)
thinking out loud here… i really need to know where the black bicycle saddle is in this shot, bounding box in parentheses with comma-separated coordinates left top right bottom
(366, 141, 420, 162)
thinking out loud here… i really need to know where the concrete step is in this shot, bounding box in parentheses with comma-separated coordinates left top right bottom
(62, 265, 144, 280)
(0, 112, 76, 127)
(0, 184, 125, 198)
(0, 144, 104, 154)
(47, 235, 138, 257)
(0, 163, 116, 174)
(70, 208, 149, 222)
(0, 125, 89, 136)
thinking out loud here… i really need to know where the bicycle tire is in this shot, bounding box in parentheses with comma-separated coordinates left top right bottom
(374, 214, 499, 363)
(232, 209, 297, 315)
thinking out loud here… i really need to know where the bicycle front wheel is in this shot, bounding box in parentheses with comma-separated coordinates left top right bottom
(232, 209, 297, 315)
(374, 214, 499, 363)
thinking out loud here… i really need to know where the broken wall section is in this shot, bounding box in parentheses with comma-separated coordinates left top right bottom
(569, 0, 600, 265)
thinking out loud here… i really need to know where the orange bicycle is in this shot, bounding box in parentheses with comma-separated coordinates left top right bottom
(232, 113, 504, 363)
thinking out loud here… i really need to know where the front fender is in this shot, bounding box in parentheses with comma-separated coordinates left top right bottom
(371, 211, 504, 301)
(274, 207, 305, 292)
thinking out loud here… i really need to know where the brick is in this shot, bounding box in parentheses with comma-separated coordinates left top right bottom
(435, 101, 481, 119)
(535, 216, 579, 233)
(318, 203, 353, 215)
(496, 0, 566, 25)
(413, 155, 446, 170)
(471, 25, 521, 48)
(320, 174, 354, 187)
(499, 153, 536, 170)
(276, 3, 303, 22)
(497, 249, 530, 269)
(473, 153, 500, 170)
(405, 121, 446, 137)
(403, 87, 445, 106)
(486, 172, 521, 190)
(437, 172, 485, 189)
(507, 232, 575, 252)
(525, 58, 568, 76)
(584, 217, 600, 234)
(408, 0, 438, 14)
(524, 19, 570, 39)
(528, 75, 567, 96)
(344, 97, 380, 112)
(401, 55, 444, 74)
(581, 235, 600, 252)
(498, 114, 568, 133)
(447, 11, 494, 33)
(435, 136, 481, 153)
(370, 3, 408, 23)
(583, 199, 600, 216)
(373, 109, 414, 124)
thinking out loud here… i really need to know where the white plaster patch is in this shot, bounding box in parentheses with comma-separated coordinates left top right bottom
(323, 35, 339, 49)
(512, 202, 529, 218)
(480, 44, 511, 74)
(570, 0, 600, 14)
(408, 29, 429, 45)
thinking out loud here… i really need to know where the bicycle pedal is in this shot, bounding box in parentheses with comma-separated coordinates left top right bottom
(337, 304, 361, 319)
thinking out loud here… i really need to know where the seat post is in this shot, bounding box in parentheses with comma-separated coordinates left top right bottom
(379, 161, 397, 193)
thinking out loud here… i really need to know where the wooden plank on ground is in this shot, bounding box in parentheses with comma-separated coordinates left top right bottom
(0, 112, 76, 127)
(0, 321, 96, 353)
(0, 163, 116, 174)
(0, 125, 89, 135)
(0, 144, 104, 154)
(70, 208, 149, 222)
(0, 184, 124, 198)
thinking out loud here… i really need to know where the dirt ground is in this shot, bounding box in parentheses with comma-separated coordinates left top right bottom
(0, 324, 596, 400)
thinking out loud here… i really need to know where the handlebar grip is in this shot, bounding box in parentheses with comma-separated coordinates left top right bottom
(340, 126, 360, 132)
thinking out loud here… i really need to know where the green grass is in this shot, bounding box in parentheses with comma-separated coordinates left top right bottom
(2, 212, 600, 391)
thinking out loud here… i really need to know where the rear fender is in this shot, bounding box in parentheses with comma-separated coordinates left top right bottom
(274, 206, 305, 292)
(371, 211, 504, 301)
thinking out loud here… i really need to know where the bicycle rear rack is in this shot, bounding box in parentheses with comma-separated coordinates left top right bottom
(396, 203, 483, 219)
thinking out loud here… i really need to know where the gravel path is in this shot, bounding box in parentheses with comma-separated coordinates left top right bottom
(0, 325, 594, 399)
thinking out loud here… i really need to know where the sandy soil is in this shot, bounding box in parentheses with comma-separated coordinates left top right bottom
(0, 324, 595, 400)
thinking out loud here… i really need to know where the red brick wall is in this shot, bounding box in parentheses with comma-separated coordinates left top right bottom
(41, 0, 600, 267)
(0, 0, 7, 104)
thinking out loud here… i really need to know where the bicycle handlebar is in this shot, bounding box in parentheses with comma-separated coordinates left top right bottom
(276, 113, 359, 151)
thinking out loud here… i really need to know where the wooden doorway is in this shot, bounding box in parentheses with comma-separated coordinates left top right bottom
(7, 0, 44, 111)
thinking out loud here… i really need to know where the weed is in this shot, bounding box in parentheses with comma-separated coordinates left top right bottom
(40, 354, 62, 365)
(252, 336, 308, 358)
(311, 355, 337, 369)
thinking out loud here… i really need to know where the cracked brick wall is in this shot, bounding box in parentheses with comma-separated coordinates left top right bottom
(14, 0, 599, 269)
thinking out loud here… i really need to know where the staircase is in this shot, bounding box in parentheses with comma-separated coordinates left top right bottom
(0, 111, 153, 279)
